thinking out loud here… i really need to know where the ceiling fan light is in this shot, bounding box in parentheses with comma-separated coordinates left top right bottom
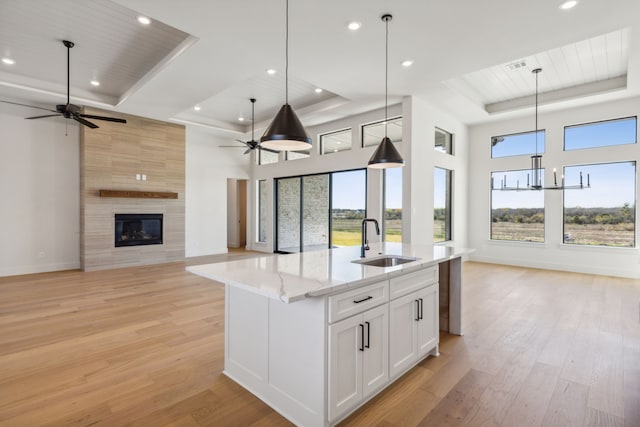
(260, 104, 312, 151)
(2, 58, 16, 65)
(368, 137, 405, 169)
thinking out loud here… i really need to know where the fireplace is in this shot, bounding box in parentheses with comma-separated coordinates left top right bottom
(115, 214, 163, 247)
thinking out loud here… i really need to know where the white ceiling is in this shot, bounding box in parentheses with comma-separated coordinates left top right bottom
(1, 0, 639, 135)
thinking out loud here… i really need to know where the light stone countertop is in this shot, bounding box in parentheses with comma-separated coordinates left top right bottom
(187, 243, 471, 303)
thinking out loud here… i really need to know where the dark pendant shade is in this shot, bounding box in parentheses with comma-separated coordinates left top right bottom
(368, 137, 405, 169)
(260, 104, 312, 151)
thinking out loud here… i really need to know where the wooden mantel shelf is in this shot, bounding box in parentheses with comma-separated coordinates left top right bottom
(99, 190, 178, 199)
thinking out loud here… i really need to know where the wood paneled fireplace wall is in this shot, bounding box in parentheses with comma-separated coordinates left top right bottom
(80, 107, 185, 271)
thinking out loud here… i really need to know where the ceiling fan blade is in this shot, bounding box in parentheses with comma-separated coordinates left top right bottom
(78, 114, 126, 124)
(235, 139, 251, 147)
(0, 100, 57, 113)
(219, 145, 245, 148)
(25, 114, 61, 120)
(74, 116, 99, 129)
(244, 148, 252, 155)
(258, 146, 280, 154)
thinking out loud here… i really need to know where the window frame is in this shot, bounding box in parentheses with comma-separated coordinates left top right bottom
(434, 167, 453, 243)
(434, 127, 454, 155)
(562, 160, 636, 248)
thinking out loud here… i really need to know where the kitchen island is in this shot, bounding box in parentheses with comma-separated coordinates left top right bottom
(188, 243, 469, 427)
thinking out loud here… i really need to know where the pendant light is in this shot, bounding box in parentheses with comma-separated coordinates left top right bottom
(260, 0, 312, 152)
(368, 14, 405, 169)
(493, 68, 590, 191)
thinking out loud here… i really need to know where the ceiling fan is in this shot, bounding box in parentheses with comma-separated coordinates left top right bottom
(0, 40, 126, 129)
(220, 98, 278, 155)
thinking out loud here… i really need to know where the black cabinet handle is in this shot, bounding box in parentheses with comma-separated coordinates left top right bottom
(365, 321, 370, 349)
(359, 324, 364, 351)
(415, 299, 420, 321)
(353, 296, 373, 304)
(418, 298, 424, 320)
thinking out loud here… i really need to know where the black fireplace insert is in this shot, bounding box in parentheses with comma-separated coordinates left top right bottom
(115, 213, 163, 247)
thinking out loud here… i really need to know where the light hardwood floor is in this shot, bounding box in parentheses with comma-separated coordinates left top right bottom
(1, 255, 639, 426)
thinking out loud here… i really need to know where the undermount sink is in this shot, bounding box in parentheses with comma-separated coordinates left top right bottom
(352, 255, 420, 267)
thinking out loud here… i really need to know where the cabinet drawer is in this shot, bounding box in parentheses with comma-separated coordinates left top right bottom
(328, 281, 389, 323)
(389, 266, 438, 300)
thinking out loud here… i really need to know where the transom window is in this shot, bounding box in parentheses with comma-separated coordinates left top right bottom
(435, 127, 454, 155)
(320, 128, 352, 155)
(564, 116, 637, 151)
(491, 130, 545, 158)
(362, 117, 402, 147)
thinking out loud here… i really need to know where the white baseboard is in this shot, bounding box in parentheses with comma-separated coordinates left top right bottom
(468, 254, 640, 279)
(0, 261, 81, 278)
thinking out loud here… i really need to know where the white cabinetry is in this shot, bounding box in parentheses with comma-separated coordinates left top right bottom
(329, 304, 388, 422)
(389, 267, 439, 379)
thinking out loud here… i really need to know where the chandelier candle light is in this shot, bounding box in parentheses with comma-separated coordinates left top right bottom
(493, 68, 590, 191)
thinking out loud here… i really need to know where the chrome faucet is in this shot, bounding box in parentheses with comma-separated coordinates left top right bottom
(361, 218, 380, 258)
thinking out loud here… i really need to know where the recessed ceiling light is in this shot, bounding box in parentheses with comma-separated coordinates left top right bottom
(401, 60, 414, 67)
(137, 16, 151, 25)
(266, 68, 277, 75)
(2, 58, 15, 65)
(90, 80, 100, 86)
(314, 88, 323, 93)
(193, 105, 201, 111)
(347, 21, 362, 31)
(559, 0, 578, 10)
(238, 117, 245, 122)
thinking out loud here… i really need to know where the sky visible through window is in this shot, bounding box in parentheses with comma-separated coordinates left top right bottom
(565, 117, 636, 150)
(491, 130, 545, 158)
(331, 170, 366, 209)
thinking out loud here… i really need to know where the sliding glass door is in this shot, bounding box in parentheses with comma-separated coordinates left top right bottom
(275, 169, 366, 253)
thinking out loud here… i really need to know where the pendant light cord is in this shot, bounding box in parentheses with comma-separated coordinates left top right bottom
(67, 44, 70, 105)
(384, 15, 389, 138)
(285, 0, 289, 105)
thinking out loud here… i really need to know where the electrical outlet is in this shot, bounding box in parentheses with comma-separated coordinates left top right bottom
(142, 174, 147, 181)
(38, 251, 45, 258)
(136, 173, 141, 180)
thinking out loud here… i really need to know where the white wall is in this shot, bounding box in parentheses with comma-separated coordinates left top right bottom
(468, 96, 640, 278)
(0, 106, 80, 276)
(185, 126, 250, 257)
(247, 97, 469, 253)
(404, 96, 469, 248)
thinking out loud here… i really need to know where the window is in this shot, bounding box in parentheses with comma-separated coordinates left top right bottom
(565, 117, 637, 151)
(331, 170, 367, 247)
(320, 128, 352, 154)
(384, 168, 402, 242)
(491, 130, 545, 158)
(286, 150, 310, 161)
(434, 167, 452, 242)
(563, 161, 635, 247)
(435, 127, 453, 154)
(491, 169, 545, 242)
(257, 180, 267, 242)
(258, 149, 278, 165)
(362, 117, 402, 147)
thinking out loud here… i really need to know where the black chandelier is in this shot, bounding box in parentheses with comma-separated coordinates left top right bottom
(493, 68, 590, 191)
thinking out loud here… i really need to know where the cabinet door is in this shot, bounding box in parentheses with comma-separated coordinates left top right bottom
(417, 284, 439, 357)
(362, 304, 389, 398)
(389, 292, 418, 378)
(329, 314, 363, 421)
